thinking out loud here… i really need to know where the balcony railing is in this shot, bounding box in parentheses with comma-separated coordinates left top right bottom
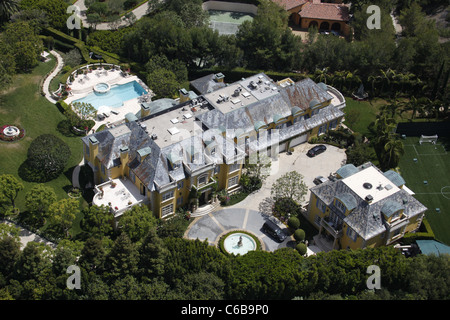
(321, 217, 343, 238)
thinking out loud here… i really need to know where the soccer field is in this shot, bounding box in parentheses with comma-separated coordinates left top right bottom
(399, 136, 450, 245)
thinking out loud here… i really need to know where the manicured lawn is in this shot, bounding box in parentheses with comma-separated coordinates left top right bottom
(398, 136, 450, 245)
(0, 56, 86, 233)
(343, 97, 388, 137)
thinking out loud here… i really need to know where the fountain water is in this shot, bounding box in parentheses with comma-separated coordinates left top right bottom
(223, 232, 257, 255)
(3, 126, 20, 137)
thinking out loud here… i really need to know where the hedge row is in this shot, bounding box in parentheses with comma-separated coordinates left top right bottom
(402, 219, 436, 244)
(43, 27, 122, 65)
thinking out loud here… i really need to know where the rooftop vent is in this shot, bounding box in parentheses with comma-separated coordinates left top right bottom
(363, 182, 373, 189)
(365, 195, 374, 202)
(151, 134, 157, 140)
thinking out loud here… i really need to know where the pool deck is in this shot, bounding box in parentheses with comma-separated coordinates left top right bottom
(64, 70, 151, 131)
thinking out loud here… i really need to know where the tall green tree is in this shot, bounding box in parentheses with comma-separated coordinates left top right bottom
(138, 228, 169, 280)
(47, 198, 79, 239)
(104, 233, 139, 280)
(24, 184, 57, 226)
(0, 174, 24, 215)
(81, 205, 114, 238)
(118, 205, 157, 243)
(270, 171, 307, 204)
(1, 20, 43, 72)
(236, 0, 302, 71)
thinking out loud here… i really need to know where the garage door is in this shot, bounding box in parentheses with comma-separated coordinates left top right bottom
(289, 134, 307, 148)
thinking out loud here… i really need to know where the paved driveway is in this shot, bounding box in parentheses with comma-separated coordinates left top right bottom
(185, 208, 296, 252)
(184, 144, 347, 252)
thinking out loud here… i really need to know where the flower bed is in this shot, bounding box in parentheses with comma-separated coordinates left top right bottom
(0, 125, 26, 142)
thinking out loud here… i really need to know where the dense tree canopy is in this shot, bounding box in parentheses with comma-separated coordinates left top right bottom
(24, 134, 71, 182)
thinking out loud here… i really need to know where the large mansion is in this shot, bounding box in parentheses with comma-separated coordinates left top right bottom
(82, 73, 345, 220)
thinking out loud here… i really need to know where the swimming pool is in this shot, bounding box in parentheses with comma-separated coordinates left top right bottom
(75, 80, 147, 109)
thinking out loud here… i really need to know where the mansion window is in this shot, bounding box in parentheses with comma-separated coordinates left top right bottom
(228, 176, 239, 188)
(198, 174, 208, 186)
(314, 215, 321, 227)
(162, 190, 174, 202)
(316, 198, 327, 213)
(214, 165, 220, 175)
(346, 227, 357, 242)
(329, 119, 338, 130)
(177, 180, 184, 189)
(229, 163, 240, 173)
(293, 116, 303, 124)
(161, 203, 174, 218)
(318, 124, 327, 135)
(85, 144, 90, 156)
(335, 199, 346, 213)
(276, 122, 287, 130)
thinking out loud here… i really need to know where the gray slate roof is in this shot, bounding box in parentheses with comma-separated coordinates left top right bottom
(311, 162, 427, 240)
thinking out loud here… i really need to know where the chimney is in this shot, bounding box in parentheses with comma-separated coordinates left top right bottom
(365, 195, 374, 203)
(214, 73, 225, 83)
(179, 88, 190, 103)
(141, 103, 151, 118)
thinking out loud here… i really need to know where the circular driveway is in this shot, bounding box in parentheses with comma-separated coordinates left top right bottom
(184, 144, 347, 253)
(185, 208, 295, 252)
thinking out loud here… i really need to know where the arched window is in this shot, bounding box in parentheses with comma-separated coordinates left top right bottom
(319, 21, 330, 30)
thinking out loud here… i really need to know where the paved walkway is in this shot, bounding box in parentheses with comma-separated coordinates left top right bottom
(42, 50, 64, 104)
(1, 220, 56, 250)
(74, 0, 149, 30)
(185, 144, 347, 255)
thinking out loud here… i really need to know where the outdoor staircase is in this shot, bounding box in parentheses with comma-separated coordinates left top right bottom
(190, 201, 221, 218)
(313, 234, 335, 253)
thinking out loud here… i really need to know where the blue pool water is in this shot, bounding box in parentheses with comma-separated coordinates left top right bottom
(75, 80, 147, 109)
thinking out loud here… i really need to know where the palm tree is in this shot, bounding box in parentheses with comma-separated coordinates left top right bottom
(384, 138, 404, 170)
(314, 67, 328, 84)
(404, 96, 426, 120)
(383, 94, 406, 119)
(0, 0, 19, 22)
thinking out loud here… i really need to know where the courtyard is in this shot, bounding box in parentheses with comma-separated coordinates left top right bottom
(185, 143, 347, 255)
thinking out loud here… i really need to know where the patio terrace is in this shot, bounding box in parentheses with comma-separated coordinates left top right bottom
(93, 178, 148, 217)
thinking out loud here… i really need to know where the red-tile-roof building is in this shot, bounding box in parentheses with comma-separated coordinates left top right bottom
(272, 0, 351, 35)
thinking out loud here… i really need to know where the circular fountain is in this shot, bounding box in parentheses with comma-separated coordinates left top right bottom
(223, 232, 257, 255)
(94, 82, 111, 94)
(2, 126, 20, 137)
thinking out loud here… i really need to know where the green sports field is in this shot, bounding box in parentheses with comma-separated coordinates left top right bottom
(398, 136, 450, 245)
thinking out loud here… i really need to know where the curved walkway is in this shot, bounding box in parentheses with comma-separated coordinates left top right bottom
(43, 50, 64, 104)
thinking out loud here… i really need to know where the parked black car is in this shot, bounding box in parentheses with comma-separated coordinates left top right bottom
(307, 144, 327, 157)
(262, 220, 287, 243)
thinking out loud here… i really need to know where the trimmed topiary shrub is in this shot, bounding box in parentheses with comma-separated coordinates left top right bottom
(288, 216, 300, 230)
(295, 243, 307, 256)
(294, 229, 305, 242)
